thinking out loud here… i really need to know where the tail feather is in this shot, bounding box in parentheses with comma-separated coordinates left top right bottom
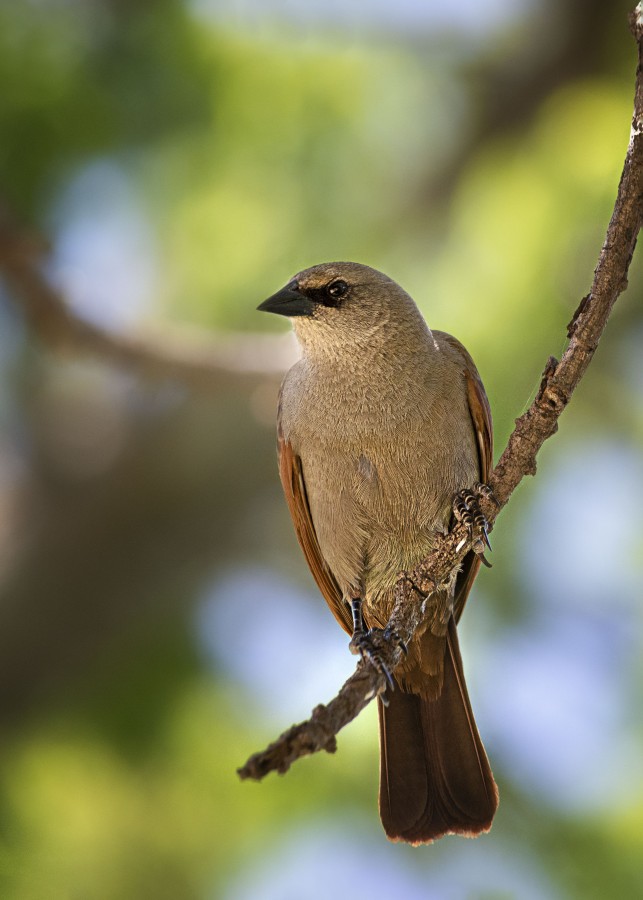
(378, 617, 498, 844)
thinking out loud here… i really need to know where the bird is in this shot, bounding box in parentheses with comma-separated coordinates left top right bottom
(258, 261, 498, 845)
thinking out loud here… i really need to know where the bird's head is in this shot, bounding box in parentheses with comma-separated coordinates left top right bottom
(258, 262, 428, 355)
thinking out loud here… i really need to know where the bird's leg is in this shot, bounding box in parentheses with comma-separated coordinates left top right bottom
(453, 482, 497, 567)
(350, 594, 408, 656)
(348, 595, 396, 692)
(350, 597, 365, 636)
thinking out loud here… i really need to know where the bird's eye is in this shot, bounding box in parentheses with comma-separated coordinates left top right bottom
(326, 279, 349, 301)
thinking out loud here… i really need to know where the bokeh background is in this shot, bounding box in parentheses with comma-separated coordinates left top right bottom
(0, 1, 642, 898)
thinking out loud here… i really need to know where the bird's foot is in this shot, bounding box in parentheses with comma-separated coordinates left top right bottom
(348, 598, 405, 695)
(383, 624, 408, 657)
(349, 628, 395, 691)
(453, 482, 496, 567)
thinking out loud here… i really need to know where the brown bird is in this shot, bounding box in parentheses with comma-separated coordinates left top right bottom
(258, 261, 498, 844)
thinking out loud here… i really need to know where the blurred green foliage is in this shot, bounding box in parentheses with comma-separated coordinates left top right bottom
(0, 1, 642, 898)
(0, 0, 212, 215)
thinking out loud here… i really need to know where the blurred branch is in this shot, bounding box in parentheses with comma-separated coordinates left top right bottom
(0, 209, 296, 390)
(239, 7, 643, 781)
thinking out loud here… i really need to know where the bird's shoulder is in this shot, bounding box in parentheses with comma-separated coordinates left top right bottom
(431, 330, 479, 373)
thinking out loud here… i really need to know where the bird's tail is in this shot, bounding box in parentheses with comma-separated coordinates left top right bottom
(377, 617, 498, 844)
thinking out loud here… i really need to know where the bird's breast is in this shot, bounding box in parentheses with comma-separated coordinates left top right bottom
(279, 357, 478, 597)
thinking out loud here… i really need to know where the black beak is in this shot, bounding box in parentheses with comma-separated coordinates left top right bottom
(257, 284, 315, 318)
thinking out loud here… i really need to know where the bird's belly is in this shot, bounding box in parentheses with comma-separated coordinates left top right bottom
(300, 437, 475, 605)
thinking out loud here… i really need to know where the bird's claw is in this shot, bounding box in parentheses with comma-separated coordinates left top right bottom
(453, 482, 494, 564)
(383, 625, 408, 656)
(350, 628, 396, 692)
(473, 481, 499, 507)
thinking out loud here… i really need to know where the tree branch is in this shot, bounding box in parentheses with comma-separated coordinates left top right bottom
(238, 7, 643, 781)
(0, 207, 297, 391)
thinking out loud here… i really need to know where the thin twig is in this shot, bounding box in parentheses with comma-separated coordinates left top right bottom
(238, 8, 643, 781)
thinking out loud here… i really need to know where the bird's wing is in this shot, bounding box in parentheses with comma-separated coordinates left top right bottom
(277, 420, 352, 636)
(438, 334, 493, 623)
(464, 360, 493, 485)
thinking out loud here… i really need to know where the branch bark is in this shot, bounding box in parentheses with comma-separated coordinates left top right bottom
(238, 8, 643, 781)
